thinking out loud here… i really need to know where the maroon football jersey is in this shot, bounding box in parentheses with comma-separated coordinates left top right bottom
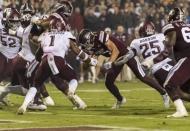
(93, 31, 128, 57)
(162, 21, 190, 60)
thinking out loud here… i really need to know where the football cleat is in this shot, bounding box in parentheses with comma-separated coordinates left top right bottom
(17, 105, 27, 115)
(111, 97, 126, 109)
(167, 111, 188, 118)
(27, 103, 47, 111)
(73, 103, 87, 110)
(162, 93, 170, 109)
(43, 96, 55, 106)
(167, 99, 188, 118)
(67, 93, 87, 110)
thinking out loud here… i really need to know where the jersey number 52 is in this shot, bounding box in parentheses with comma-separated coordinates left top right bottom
(0, 35, 16, 47)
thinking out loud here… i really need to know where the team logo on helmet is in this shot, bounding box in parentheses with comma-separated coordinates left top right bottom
(168, 7, 184, 22)
(78, 29, 95, 51)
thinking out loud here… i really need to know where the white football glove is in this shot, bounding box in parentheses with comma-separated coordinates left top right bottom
(8, 29, 16, 35)
(90, 58, 98, 66)
(141, 57, 154, 69)
(103, 62, 112, 70)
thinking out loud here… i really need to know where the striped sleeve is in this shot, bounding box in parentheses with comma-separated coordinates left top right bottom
(98, 31, 109, 44)
(130, 39, 139, 56)
(162, 23, 175, 35)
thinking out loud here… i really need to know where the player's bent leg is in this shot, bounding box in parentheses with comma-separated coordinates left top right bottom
(139, 75, 170, 108)
(0, 85, 28, 101)
(105, 65, 126, 109)
(55, 56, 87, 109)
(67, 79, 87, 110)
(17, 87, 37, 115)
(18, 58, 52, 115)
(128, 57, 169, 108)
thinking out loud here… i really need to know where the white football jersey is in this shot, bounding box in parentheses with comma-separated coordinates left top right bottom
(130, 33, 171, 73)
(0, 10, 3, 30)
(0, 31, 21, 59)
(17, 24, 35, 62)
(38, 31, 76, 58)
(130, 33, 165, 61)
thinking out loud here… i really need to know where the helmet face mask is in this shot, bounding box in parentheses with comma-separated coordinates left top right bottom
(54, 1, 73, 18)
(49, 18, 65, 32)
(78, 29, 95, 52)
(139, 21, 155, 37)
(21, 13, 32, 27)
(6, 8, 21, 30)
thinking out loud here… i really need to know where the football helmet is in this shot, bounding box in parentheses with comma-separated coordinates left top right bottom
(49, 17, 66, 32)
(21, 13, 32, 27)
(4, 8, 21, 30)
(139, 21, 155, 37)
(20, 2, 34, 15)
(53, 1, 73, 18)
(78, 29, 96, 51)
(20, 2, 34, 27)
(168, 7, 184, 22)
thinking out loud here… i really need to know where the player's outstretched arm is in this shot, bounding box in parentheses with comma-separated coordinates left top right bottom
(114, 48, 135, 66)
(70, 40, 97, 66)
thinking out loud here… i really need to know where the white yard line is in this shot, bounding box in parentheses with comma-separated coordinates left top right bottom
(27, 112, 53, 115)
(0, 119, 32, 124)
(51, 88, 154, 93)
(60, 113, 190, 122)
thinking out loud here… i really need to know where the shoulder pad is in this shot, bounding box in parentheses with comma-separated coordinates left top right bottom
(162, 23, 175, 35)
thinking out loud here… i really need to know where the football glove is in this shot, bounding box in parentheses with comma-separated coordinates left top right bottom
(103, 62, 112, 70)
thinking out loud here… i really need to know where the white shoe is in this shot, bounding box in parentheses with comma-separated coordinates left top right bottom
(111, 97, 126, 109)
(162, 93, 170, 109)
(67, 93, 87, 110)
(73, 103, 87, 110)
(43, 96, 55, 106)
(167, 111, 188, 118)
(17, 105, 27, 115)
(27, 103, 47, 111)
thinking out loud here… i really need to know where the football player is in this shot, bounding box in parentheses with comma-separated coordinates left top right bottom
(0, 4, 54, 110)
(78, 28, 169, 109)
(17, 3, 97, 115)
(31, 1, 72, 31)
(136, 8, 190, 117)
(161, 7, 190, 117)
(0, 8, 24, 95)
(114, 21, 190, 117)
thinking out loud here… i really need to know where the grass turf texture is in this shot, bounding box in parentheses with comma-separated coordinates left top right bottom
(0, 81, 190, 131)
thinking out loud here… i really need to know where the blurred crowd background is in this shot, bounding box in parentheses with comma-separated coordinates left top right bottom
(1, 0, 190, 83)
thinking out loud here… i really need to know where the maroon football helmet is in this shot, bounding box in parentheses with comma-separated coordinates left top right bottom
(4, 8, 21, 30)
(53, 1, 73, 18)
(168, 7, 184, 23)
(49, 16, 66, 32)
(139, 21, 155, 37)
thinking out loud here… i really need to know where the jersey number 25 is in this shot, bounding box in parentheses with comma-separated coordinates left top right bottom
(140, 40, 161, 58)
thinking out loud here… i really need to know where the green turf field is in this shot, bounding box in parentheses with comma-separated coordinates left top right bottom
(0, 81, 190, 131)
